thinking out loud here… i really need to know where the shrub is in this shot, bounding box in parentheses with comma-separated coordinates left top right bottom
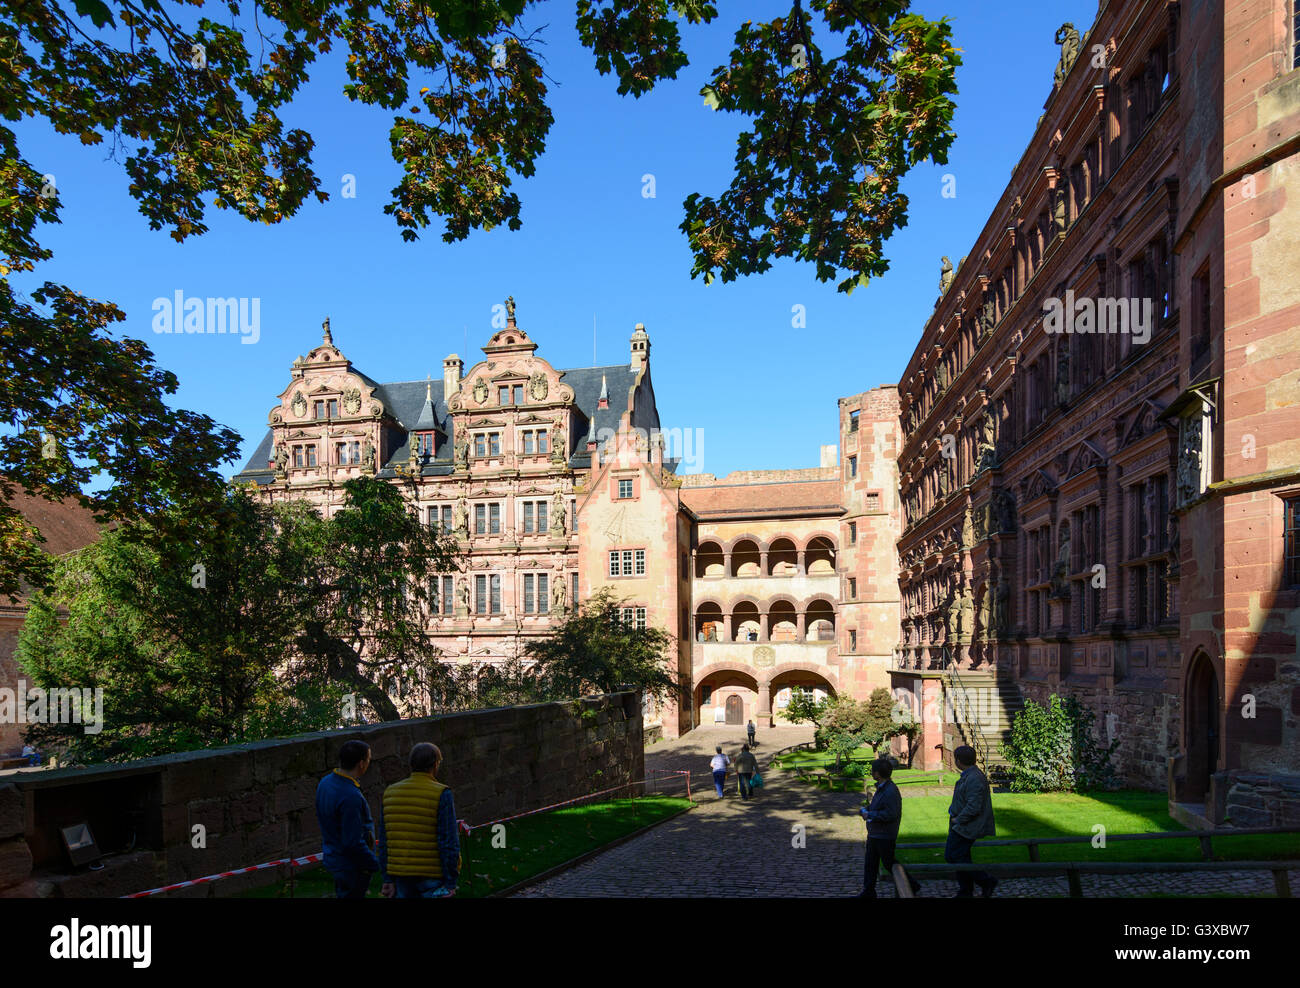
(1004, 694, 1119, 793)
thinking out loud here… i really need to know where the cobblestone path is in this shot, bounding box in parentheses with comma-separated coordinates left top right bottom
(513, 726, 1298, 898)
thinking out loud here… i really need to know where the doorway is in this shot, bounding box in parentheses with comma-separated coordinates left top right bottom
(1185, 652, 1219, 803)
(725, 694, 744, 725)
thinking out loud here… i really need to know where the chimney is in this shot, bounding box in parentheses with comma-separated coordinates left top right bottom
(443, 354, 463, 397)
(630, 322, 650, 371)
(820, 444, 838, 469)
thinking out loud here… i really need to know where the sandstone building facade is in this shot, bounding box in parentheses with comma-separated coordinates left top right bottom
(235, 313, 902, 739)
(890, 0, 1300, 826)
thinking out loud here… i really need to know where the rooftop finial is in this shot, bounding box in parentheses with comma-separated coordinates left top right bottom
(505, 295, 516, 324)
(323, 316, 332, 345)
(426, 374, 432, 401)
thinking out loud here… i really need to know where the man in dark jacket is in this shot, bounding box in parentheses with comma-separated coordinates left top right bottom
(858, 758, 920, 897)
(946, 745, 998, 897)
(315, 740, 381, 899)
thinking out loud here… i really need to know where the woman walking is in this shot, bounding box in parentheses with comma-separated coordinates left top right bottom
(709, 746, 732, 798)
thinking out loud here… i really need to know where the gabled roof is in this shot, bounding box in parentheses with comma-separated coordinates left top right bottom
(234, 362, 641, 482)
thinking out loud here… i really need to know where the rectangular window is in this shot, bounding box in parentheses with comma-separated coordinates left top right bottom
(849, 456, 858, 478)
(306, 445, 317, 467)
(609, 551, 621, 577)
(524, 574, 535, 613)
(849, 521, 857, 543)
(538, 573, 549, 614)
(513, 384, 524, 406)
(499, 386, 510, 405)
(865, 492, 880, 512)
(522, 431, 535, 455)
(849, 410, 860, 433)
(523, 502, 535, 534)
(622, 550, 634, 576)
(1285, 497, 1300, 588)
(537, 501, 547, 534)
(475, 574, 501, 615)
(293, 446, 304, 468)
(571, 500, 578, 531)
(572, 572, 579, 608)
(635, 550, 645, 576)
(475, 434, 486, 458)
(848, 578, 857, 598)
(475, 504, 486, 535)
(489, 503, 500, 534)
(490, 433, 500, 456)
(618, 478, 634, 499)
(848, 629, 857, 652)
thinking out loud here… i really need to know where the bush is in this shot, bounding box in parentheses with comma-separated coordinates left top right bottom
(838, 761, 865, 779)
(1004, 694, 1118, 793)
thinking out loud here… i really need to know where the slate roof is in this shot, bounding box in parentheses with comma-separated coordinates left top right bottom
(235, 362, 640, 483)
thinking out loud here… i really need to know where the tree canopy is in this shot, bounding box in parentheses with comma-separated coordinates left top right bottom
(524, 587, 683, 705)
(1, 0, 959, 592)
(16, 477, 462, 762)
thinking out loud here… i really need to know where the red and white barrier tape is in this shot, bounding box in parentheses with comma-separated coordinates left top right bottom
(123, 852, 323, 899)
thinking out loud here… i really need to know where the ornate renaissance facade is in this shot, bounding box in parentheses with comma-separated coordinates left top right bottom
(890, 0, 1300, 826)
(234, 310, 902, 740)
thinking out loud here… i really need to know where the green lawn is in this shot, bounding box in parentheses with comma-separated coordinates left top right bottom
(773, 747, 960, 791)
(894, 790, 1300, 864)
(237, 795, 691, 899)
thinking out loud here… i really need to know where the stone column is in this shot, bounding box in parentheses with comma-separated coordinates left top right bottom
(757, 681, 772, 729)
(723, 613, 733, 642)
(759, 550, 769, 576)
(796, 611, 806, 643)
(797, 549, 807, 575)
(759, 612, 770, 643)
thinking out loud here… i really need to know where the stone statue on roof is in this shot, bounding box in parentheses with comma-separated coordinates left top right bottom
(939, 256, 955, 295)
(1054, 23, 1081, 87)
(505, 295, 516, 321)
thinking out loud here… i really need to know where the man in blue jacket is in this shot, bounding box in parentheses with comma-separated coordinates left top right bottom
(858, 758, 921, 897)
(946, 745, 998, 897)
(316, 740, 381, 899)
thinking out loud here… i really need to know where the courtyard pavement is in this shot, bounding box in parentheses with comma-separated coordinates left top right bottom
(512, 725, 1300, 898)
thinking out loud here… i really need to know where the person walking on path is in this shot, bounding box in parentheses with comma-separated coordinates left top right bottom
(315, 740, 381, 899)
(857, 758, 920, 898)
(377, 742, 461, 899)
(747, 720, 757, 748)
(734, 744, 758, 800)
(945, 745, 998, 897)
(709, 746, 732, 798)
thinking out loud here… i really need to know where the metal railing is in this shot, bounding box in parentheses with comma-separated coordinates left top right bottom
(942, 645, 990, 769)
(892, 859, 1296, 898)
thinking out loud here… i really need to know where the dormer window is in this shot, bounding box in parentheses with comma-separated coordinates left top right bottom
(414, 433, 434, 457)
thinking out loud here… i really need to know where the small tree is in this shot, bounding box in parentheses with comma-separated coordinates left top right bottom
(523, 588, 683, 706)
(861, 687, 898, 750)
(783, 689, 828, 736)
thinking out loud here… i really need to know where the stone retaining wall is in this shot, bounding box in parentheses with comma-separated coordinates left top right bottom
(0, 692, 643, 897)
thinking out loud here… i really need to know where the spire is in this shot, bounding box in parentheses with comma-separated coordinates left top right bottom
(598, 374, 609, 409)
(426, 374, 432, 402)
(322, 316, 332, 346)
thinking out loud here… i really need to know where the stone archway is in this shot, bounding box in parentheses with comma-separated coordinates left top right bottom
(1184, 650, 1220, 804)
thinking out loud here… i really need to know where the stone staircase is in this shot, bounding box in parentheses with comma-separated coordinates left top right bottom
(943, 669, 1025, 779)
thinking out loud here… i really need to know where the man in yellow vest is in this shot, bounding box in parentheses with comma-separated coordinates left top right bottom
(378, 742, 461, 898)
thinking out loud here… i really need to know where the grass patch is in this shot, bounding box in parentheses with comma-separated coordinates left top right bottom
(237, 795, 691, 899)
(894, 790, 1300, 864)
(774, 747, 959, 791)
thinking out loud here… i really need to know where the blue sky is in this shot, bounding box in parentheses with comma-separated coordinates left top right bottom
(15, 0, 1096, 480)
